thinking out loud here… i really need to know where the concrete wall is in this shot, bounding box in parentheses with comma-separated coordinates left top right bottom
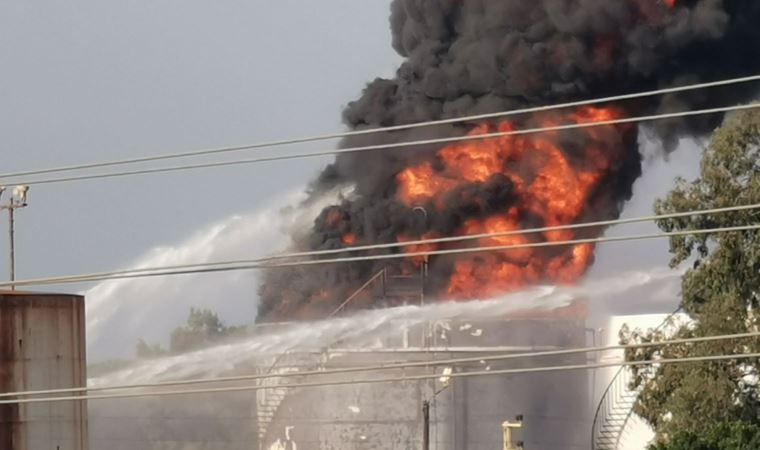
(0, 291, 88, 450)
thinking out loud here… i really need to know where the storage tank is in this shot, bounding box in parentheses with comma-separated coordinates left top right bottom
(259, 301, 591, 450)
(0, 291, 89, 450)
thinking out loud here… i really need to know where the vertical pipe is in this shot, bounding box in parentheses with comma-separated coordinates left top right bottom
(419, 265, 423, 307)
(422, 400, 430, 450)
(421, 261, 427, 347)
(8, 207, 14, 291)
(381, 268, 387, 303)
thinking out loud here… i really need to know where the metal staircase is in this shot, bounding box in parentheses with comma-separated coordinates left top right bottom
(330, 264, 427, 317)
(257, 266, 428, 448)
(256, 352, 324, 450)
(256, 355, 298, 449)
(384, 271, 426, 305)
(592, 366, 638, 449)
(591, 309, 682, 450)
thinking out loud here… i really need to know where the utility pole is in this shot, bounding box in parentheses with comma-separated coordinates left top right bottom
(0, 186, 30, 291)
(9, 205, 15, 288)
(421, 367, 452, 450)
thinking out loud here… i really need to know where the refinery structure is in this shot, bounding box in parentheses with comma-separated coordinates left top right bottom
(1, 0, 759, 449)
(253, 314, 591, 450)
(2, 267, 674, 450)
(3, 269, 600, 450)
(252, 267, 592, 450)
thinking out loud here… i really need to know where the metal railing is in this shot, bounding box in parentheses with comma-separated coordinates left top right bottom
(328, 269, 387, 318)
(591, 307, 682, 450)
(591, 365, 637, 449)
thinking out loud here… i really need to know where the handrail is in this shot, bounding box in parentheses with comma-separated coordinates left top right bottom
(591, 366, 625, 449)
(614, 373, 647, 448)
(591, 306, 682, 449)
(328, 269, 386, 318)
(612, 307, 682, 449)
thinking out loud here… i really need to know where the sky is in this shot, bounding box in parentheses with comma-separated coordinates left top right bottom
(0, 1, 703, 359)
(0, 0, 400, 279)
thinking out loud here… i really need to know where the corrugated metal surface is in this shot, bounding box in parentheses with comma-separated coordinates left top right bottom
(0, 291, 89, 450)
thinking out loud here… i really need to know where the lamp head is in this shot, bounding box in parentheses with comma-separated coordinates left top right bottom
(439, 367, 453, 387)
(12, 186, 29, 206)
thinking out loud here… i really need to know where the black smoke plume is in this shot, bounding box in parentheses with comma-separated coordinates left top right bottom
(257, 0, 760, 322)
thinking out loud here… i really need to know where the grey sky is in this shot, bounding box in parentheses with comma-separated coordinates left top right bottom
(0, 1, 703, 359)
(0, 0, 399, 280)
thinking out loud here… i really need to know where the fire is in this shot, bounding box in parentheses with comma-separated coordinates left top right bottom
(398, 232, 441, 266)
(342, 233, 356, 245)
(396, 106, 624, 299)
(664, 0, 677, 7)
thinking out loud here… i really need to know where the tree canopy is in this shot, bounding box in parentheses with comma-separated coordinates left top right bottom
(650, 421, 760, 450)
(136, 307, 247, 358)
(623, 109, 760, 448)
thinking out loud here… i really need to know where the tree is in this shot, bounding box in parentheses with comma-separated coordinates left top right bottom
(135, 307, 248, 358)
(622, 109, 760, 447)
(169, 307, 247, 354)
(650, 421, 760, 450)
(135, 338, 169, 359)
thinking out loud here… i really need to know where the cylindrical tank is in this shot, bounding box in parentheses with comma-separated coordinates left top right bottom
(260, 305, 591, 450)
(0, 291, 88, 450)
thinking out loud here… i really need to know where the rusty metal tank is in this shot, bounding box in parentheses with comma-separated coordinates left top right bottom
(0, 291, 88, 450)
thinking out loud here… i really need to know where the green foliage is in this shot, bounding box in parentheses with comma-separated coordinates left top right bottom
(135, 307, 248, 358)
(654, 109, 760, 324)
(621, 109, 760, 446)
(169, 307, 247, 354)
(651, 421, 760, 450)
(135, 338, 169, 359)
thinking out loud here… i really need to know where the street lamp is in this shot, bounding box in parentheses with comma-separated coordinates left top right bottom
(422, 366, 453, 450)
(0, 186, 30, 290)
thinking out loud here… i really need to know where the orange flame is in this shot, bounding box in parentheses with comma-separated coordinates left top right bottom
(398, 232, 441, 266)
(395, 106, 624, 299)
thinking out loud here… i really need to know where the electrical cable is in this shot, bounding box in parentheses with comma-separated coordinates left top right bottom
(6, 103, 760, 186)
(2, 74, 758, 181)
(1, 223, 757, 288)
(6, 202, 756, 288)
(2, 351, 757, 405)
(1, 330, 756, 399)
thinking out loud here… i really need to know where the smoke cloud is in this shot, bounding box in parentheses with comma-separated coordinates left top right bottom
(258, 0, 760, 321)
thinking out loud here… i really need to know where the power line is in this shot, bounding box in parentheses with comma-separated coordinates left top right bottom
(3, 203, 757, 286)
(9, 202, 757, 287)
(2, 351, 757, 405)
(2, 74, 759, 181)
(1, 223, 757, 288)
(7, 103, 760, 186)
(2, 330, 756, 399)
